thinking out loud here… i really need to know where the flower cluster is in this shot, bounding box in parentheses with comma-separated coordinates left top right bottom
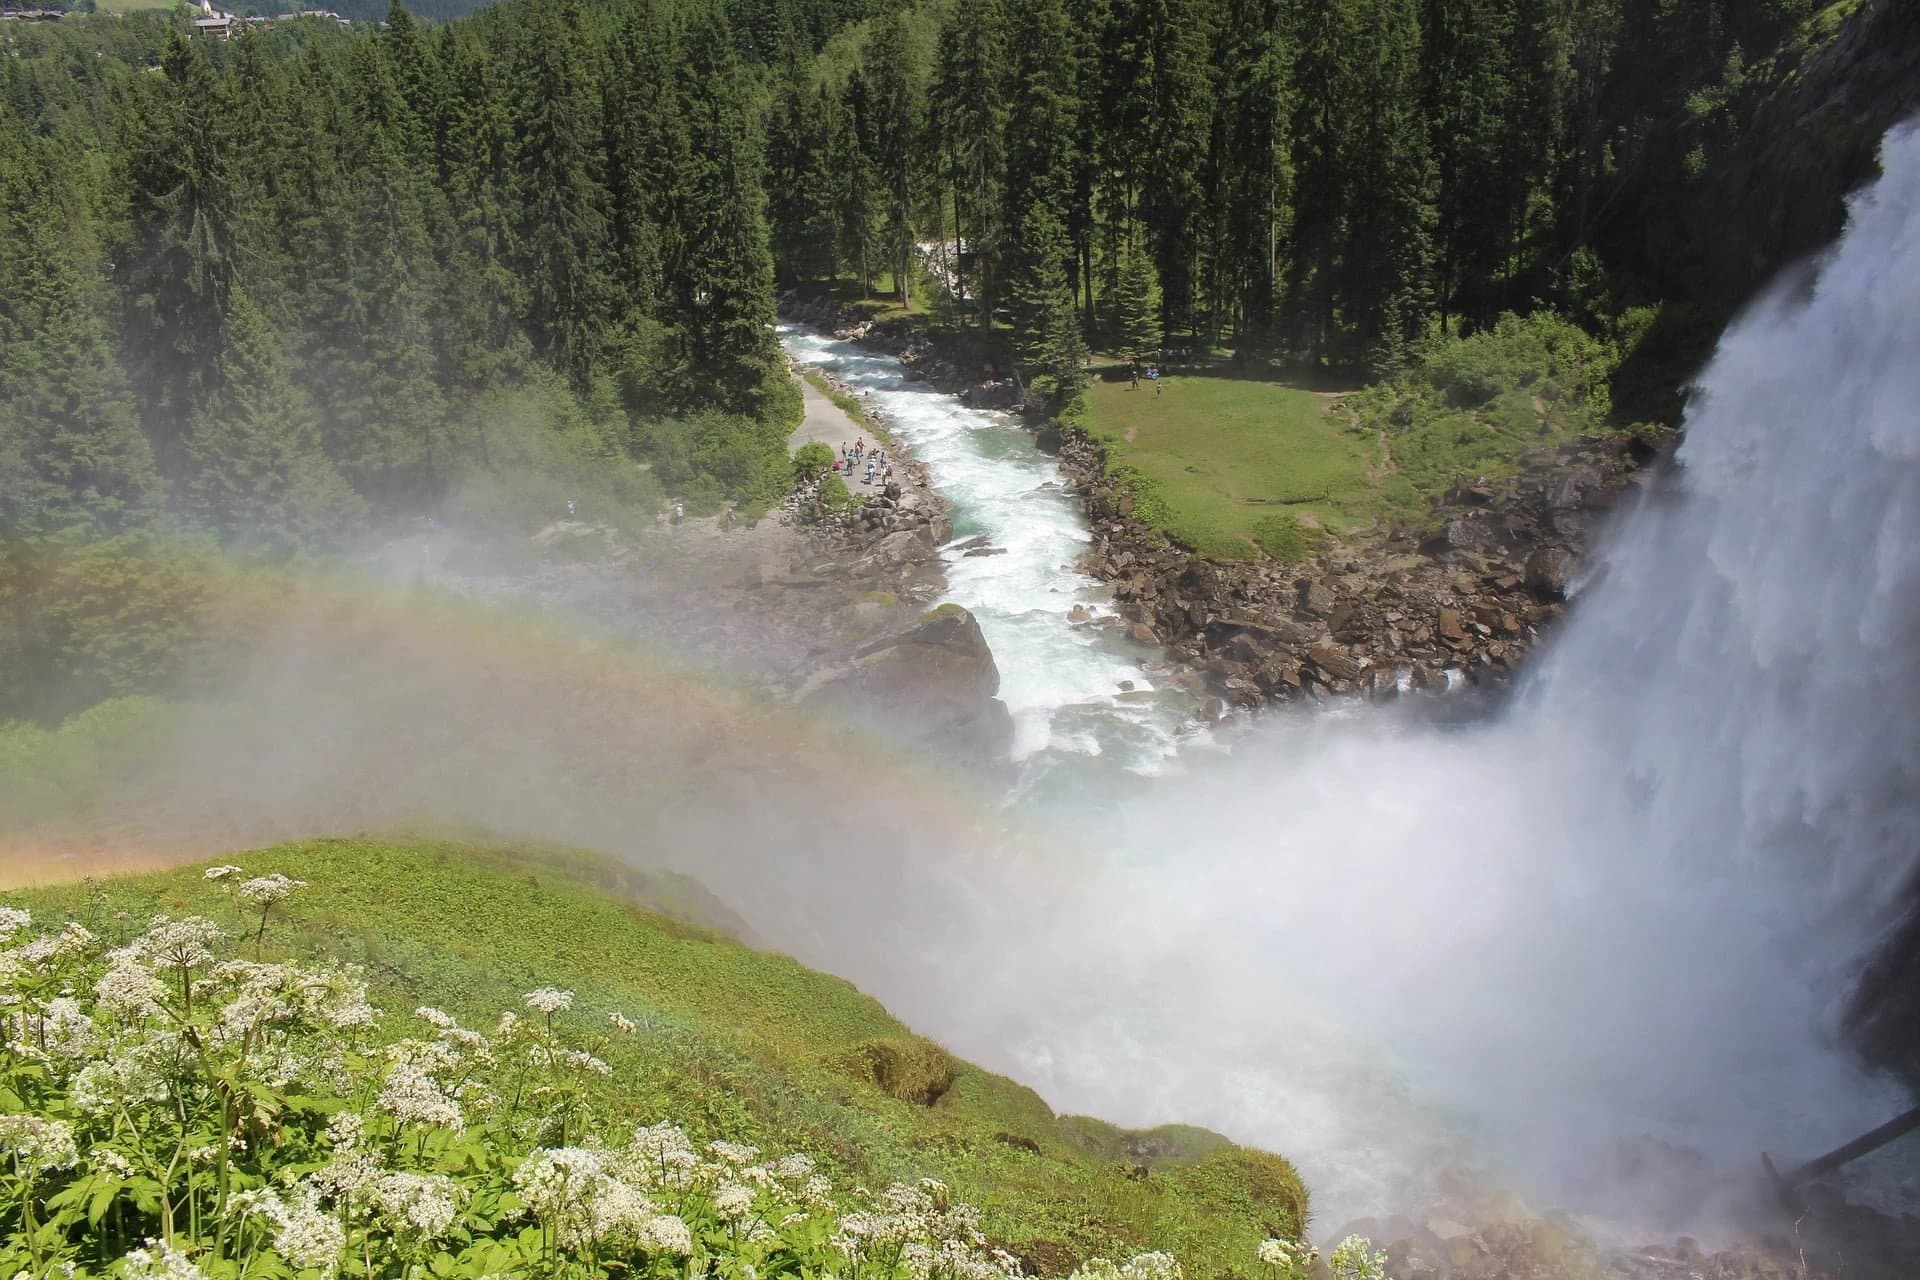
(0, 881, 1358, 1280)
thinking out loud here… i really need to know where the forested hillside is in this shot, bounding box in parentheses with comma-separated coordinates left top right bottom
(766, 0, 1868, 390)
(0, 0, 1889, 558)
(0, 0, 837, 558)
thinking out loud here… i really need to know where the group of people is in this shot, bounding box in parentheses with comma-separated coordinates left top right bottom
(1127, 360, 1165, 395)
(835, 437, 892, 487)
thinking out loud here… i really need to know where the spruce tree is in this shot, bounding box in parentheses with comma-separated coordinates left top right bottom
(1105, 237, 1163, 361)
(930, 0, 1008, 326)
(0, 120, 162, 539)
(184, 289, 363, 553)
(122, 30, 239, 475)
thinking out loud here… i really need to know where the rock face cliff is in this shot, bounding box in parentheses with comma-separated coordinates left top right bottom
(799, 606, 1014, 769)
(1692, 0, 1920, 305)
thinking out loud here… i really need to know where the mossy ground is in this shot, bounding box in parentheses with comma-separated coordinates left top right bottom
(7, 837, 1307, 1274)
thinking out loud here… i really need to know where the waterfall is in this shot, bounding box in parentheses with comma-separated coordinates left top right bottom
(978, 120, 1920, 1230)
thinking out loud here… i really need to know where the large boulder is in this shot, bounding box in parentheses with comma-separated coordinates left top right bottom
(799, 605, 1013, 766)
(1524, 547, 1574, 601)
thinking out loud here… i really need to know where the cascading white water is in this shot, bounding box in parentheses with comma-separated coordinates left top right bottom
(784, 124, 1920, 1233)
(778, 328, 1209, 797)
(947, 122, 1920, 1231)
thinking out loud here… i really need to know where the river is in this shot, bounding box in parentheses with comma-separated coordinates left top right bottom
(780, 326, 1211, 807)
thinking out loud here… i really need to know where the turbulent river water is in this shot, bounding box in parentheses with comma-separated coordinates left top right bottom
(781, 123, 1920, 1235)
(780, 326, 1207, 806)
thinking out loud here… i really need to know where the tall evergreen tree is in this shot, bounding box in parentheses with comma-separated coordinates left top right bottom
(122, 31, 239, 474)
(930, 0, 1008, 326)
(0, 119, 162, 539)
(507, 0, 610, 382)
(184, 288, 363, 553)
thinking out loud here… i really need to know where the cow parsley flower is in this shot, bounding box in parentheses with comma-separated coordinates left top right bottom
(237, 874, 305, 908)
(0, 907, 29, 944)
(415, 1006, 456, 1030)
(0, 1114, 79, 1173)
(230, 1184, 344, 1278)
(118, 1240, 208, 1280)
(709, 1139, 760, 1166)
(639, 1212, 694, 1256)
(713, 1181, 756, 1221)
(137, 917, 225, 971)
(609, 1011, 638, 1034)
(372, 1171, 466, 1238)
(523, 987, 574, 1015)
(376, 1061, 464, 1131)
(96, 958, 169, 1018)
(513, 1147, 604, 1245)
(1328, 1236, 1387, 1280)
(202, 865, 244, 882)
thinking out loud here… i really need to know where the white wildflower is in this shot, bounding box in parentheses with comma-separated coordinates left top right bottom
(772, 1153, 817, 1182)
(708, 1139, 759, 1166)
(136, 916, 225, 971)
(1328, 1236, 1387, 1280)
(0, 1114, 79, 1173)
(202, 865, 244, 881)
(236, 874, 305, 908)
(0, 907, 29, 944)
(37, 996, 97, 1063)
(326, 1111, 367, 1151)
(523, 986, 574, 1015)
(585, 1174, 657, 1246)
(415, 1006, 456, 1029)
(236, 1184, 344, 1278)
(95, 958, 169, 1018)
(371, 1171, 465, 1238)
(638, 1212, 694, 1256)
(69, 1042, 171, 1116)
(609, 1011, 637, 1034)
(91, 1146, 135, 1177)
(513, 1147, 603, 1245)
(118, 1239, 208, 1280)
(713, 1181, 756, 1220)
(543, 1046, 611, 1076)
(1256, 1238, 1316, 1273)
(376, 1060, 464, 1131)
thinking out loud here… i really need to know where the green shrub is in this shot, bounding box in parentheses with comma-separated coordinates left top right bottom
(816, 471, 856, 512)
(793, 441, 836, 480)
(1251, 513, 1318, 563)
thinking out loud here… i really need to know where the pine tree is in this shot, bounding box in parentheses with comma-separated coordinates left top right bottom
(673, 6, 782, 415)
(1007, 202, 1086, 397)
(507, 0, 610, 383)
(930, 0, 1007, 326)
(1104, 236, 1163, 361)
(0, 119, 162, 539)
(122, 30, 239, 475)
(184, 289, 363, 553)
(765, 58, 839, 285)
(864, 12, 920, 309)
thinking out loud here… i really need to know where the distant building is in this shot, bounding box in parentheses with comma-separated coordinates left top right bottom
(0, 8, 67, 21)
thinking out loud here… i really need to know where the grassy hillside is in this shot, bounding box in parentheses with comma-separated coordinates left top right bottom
(7, 837, 1307, 1274)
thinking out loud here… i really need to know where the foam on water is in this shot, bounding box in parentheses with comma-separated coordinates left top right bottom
(779, 328, 1200, 790)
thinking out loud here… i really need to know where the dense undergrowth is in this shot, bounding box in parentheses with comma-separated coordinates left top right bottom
(0, 840, 1329, 1277)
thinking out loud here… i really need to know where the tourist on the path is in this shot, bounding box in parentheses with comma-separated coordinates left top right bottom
(567, 498, 575, 518)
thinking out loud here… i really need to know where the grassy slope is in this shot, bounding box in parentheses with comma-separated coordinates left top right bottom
(10, 837, 1306, 1273)
(1078, 366, 1372, 555)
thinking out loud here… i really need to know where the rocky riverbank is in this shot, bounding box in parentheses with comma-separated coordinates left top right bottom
(780, 289, 1671, 714)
